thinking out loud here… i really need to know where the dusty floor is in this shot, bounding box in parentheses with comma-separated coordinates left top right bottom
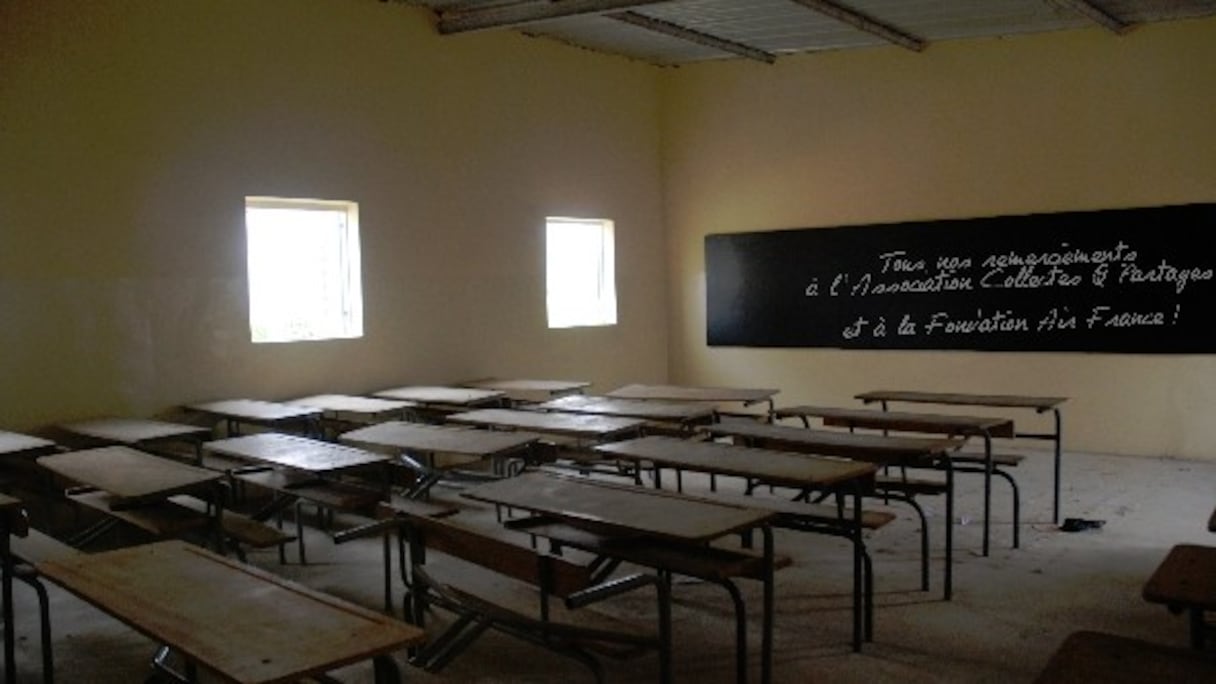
(6, 446, 1215, 683)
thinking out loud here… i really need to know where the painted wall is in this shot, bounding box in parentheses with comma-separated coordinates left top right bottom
(660, 18, 1216, 459)
(0, 0, 667, 430)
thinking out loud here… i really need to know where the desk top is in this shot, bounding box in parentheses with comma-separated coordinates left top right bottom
(776, 405, 1015, 438)
(38, 447, 220, 504)
(1034, 630, 1216, 683)
(204, 433, 390, 474)
(606, 383, 778, 404)
(446, 408, 644, 439)
(186, 399, 322, 423)
(38, 540, 425, 684)
(0, 430, 57, 456)
(538, 395, 717, 423)
(58, 417, 210, 445)
(597, 436, 877, 488)
(373, 385, 505, 406)
(699, 421, 963, 463)
(0, 493, 21, 512)
(1142, 544, 1216, 610)
(464, 471, 774, 543)
(340, 421, 538, 457)
(857, 390, 1067, 411)
(288, 394, 416, 416)
(462, 378, 591, 401)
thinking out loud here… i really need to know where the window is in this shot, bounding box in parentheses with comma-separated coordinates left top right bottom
(546, 216, 617, 328)
(245, 196, 363, 343)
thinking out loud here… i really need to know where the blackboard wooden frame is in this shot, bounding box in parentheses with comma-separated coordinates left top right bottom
(706, 203, 1216, 353)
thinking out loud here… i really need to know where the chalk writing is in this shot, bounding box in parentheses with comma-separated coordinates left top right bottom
(705, 203, 1216, 352)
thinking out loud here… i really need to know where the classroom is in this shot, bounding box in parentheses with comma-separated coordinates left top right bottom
(2, 0, 1216, 682)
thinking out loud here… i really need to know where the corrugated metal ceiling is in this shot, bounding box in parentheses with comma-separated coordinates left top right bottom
(402, 0, 1216, 65)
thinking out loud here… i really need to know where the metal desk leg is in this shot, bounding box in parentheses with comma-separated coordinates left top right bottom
(981, 430, 993, 557)
(851, 484, 864, 652)
(1052, 408, 1063, 524)
(2, 516, 15, 684)
(761, 525, 774, 684)
(944, 456, 954, 601)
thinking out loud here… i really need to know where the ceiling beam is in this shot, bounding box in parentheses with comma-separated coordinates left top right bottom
(786, 0, 925, 52)
(607, 11, 777, 64)
(1047, 0, 1136, 35)
(437, 0, 665, 35)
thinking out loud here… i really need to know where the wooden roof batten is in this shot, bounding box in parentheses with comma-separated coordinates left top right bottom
(608, 11, 778, 64)
(787, 0, 926, 52)
(1046, 0, 1137, 34)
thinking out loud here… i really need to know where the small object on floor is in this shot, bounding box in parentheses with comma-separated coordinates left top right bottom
(1060, 517, 1105, 532)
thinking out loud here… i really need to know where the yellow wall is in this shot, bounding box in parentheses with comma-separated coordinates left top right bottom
(661, 18, 1216, 458)
(0, 0, 668, 429)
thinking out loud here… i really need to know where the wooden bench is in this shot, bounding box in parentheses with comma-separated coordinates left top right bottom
(1035, 630, 1216, 682)
(234, 468, 380, 564)
(1143, 544, 1216, 649)
(65, 488, 294, 563)
(398, 513, 673, 682)
(504, 515, 789, 684)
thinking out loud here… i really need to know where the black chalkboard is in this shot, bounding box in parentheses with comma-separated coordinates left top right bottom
(706, 203, 1216, 352)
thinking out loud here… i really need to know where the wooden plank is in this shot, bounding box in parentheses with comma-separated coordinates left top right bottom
(57, 418, 209, 445)
(0, 431, 57, 457)
(38, 541, 425, 684)
(539, 395, 716, 423)
(68, 490, 208, 537)
(596, 436, 877, 489)
(776, 405, 1016, 438)
(447, 408, 643, 440)
(1035, 630, 1216, 683)
(204, 433, 389, 474)
(700, 421, 961, 463)
(340, 421, 538, 458)
(373, 386, 505, 406)
(606, 383, 777, 404)
(856, 390, 1067, 411)
(463, 471, 774, 543)
(39, 447, 220, 503)
(187, 399, 322, 423)
(288, 394, 415, 417)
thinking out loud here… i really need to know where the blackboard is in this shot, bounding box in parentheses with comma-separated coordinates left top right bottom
(706, 203, 1216, 353)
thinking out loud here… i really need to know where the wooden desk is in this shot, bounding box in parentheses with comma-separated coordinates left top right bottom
(204, 433, 391, 524)
(699, 420, 963, 599)
(857, 389, 1068, 523)
(288, 394, 416, 436)
(606, 383, 779, 415)
(0, 431, 57, 459)
(1035, 630, 1216, 683)
(340, 420, 539, 497)
(57, 417, 211, 464)
(185, 399, 323, 438)
(37, 540, 424, 683)
(1143, 544, 1216, 649)
(372, 386, 506, 416)
(463, 471, 778, 684)
(596, 435, 877, 649)
(37, 447, 225, 550)
(0, 494, 24, 684)
(538, 395, 717, 431)
(776, 405, 1014, 557)
(461, 378, 591, 404)
(446, 408, 644, 445)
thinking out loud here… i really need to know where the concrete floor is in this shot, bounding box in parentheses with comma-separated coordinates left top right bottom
(6, 447, 1215, 683)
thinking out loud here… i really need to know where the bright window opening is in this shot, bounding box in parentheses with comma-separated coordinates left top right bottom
(546, 217, 617, 328)
(245, 196, 363, 343)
